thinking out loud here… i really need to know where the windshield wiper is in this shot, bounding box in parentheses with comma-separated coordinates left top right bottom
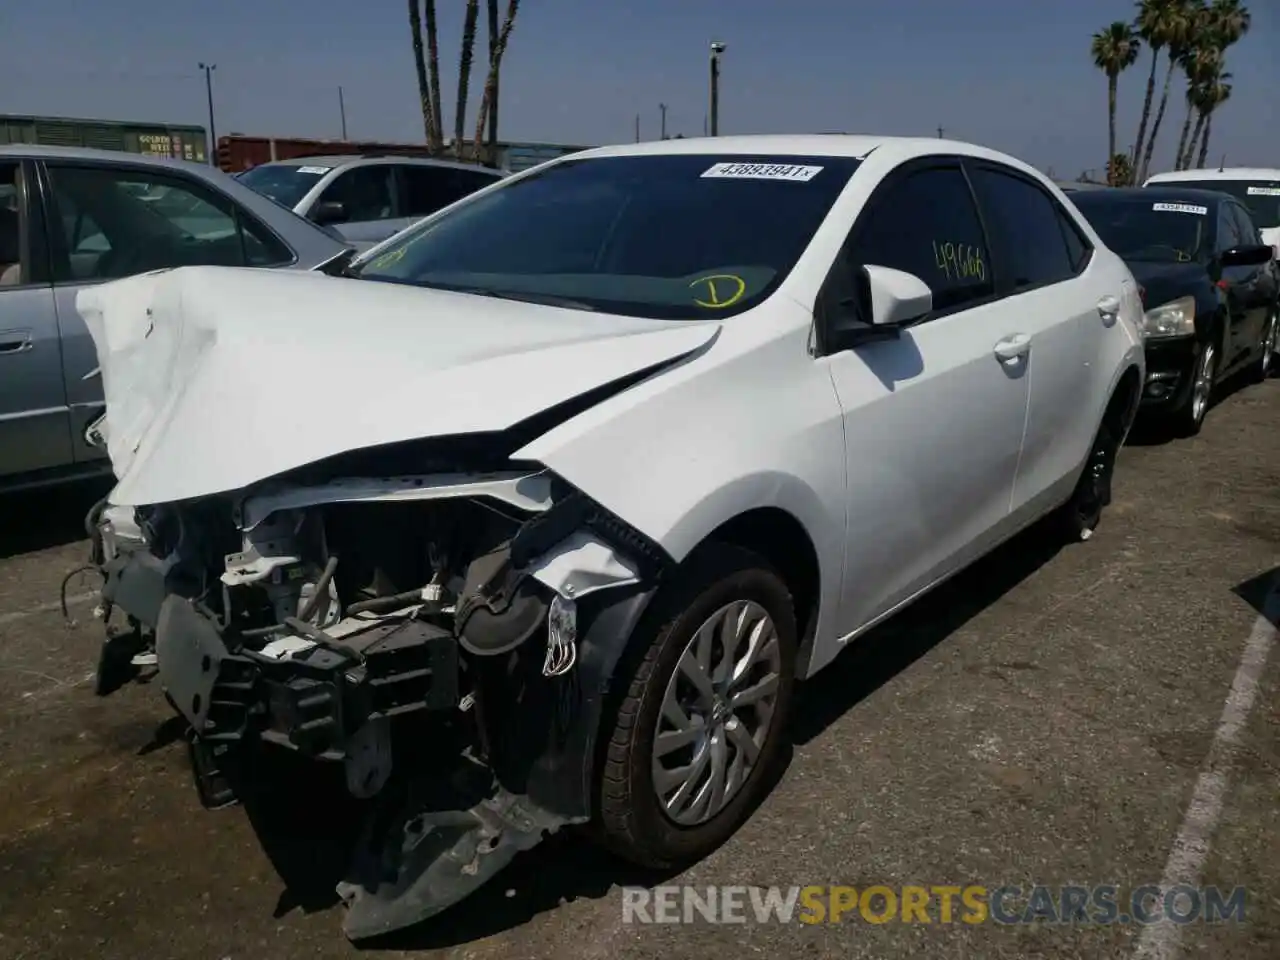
(453, 287, 599, 311)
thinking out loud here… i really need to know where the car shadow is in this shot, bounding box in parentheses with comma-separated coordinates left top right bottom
(0, 476, 113, 561)
(1125, 366, 1272, 447)
(242, 520, 1067, 950)
(1232, 566, 1279, 627)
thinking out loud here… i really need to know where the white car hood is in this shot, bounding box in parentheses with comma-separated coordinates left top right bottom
(77, 266, 719, 506)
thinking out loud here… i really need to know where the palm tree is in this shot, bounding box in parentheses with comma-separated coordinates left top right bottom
(473, 0, 521, 162)
(1174, 0, 1249, 169)
(454, 0, 480, 159)
(485, 0, 501, 158)
(1195, 68, 1233, 167)
(1132, 0, 1186, 174)
(1135, 0, 1195, 182)
(407, 0, 436, 145)
(425, 0, 444, 153)
(1091, 22, 1142, 184)
(1109, 153, 1135, 187)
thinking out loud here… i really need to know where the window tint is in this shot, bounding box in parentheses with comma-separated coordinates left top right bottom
(0, 163, 27, 287)
(401, 166, 499, 217)
(969, 167, 1075, 290)
(845, 165, 993, 312)
(1057, 207, 1092, 272)
(46, 165, 292, 282)
(1216, 204, 1243, 252)
(316, 166, 394, 222)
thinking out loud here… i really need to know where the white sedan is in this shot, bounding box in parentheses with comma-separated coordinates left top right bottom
(78, 134, 1144, 941)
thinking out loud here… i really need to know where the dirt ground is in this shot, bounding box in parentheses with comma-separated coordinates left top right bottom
(0, 377, 1277, 960)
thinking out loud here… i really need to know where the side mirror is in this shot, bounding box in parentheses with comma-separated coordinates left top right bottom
(310, 200, 348, 226)
(861, 264, 934, 326)
(1220, 243, 1274, 268)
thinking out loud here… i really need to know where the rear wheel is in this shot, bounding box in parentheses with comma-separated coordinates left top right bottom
(595, 544, 797, 867)
(1054, 418, 1120, 543)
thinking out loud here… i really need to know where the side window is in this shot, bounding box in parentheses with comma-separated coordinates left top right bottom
(0, 162, 28, 287)
(1056, 207, 1093, 273)
(1230, 204, 1261, 246)
(46, 164, 293, 282)
(844, 166, 994, 313)
(969, 166, 1076, 290)
(1216, 205, 1243, 253)
(317, 166, 394, 222)
(401, 166, 498, 218)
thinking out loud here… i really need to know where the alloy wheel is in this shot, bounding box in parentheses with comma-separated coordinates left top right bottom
(1191, 342, 1215, 424)
(651, 599, 782, 826)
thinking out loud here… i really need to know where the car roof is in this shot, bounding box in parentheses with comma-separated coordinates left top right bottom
(1076, 185, 1230, 206)
(564, 134, 1052, 179)
(268, 154, 505, 175)
(1146, 167, 1280, 183)
(0, 142, 222, 175)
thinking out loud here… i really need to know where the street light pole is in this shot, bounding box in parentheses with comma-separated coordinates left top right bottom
(198, 62, 217, 165)
(338, 85, 348, 139)
(659, 103, 667, 140)
(709, 42, 725, 136)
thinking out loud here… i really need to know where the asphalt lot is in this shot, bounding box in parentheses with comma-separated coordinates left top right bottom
(0, 376, 1277, 960)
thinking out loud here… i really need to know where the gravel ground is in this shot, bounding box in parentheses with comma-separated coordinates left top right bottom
(0, 376, 1276, 960)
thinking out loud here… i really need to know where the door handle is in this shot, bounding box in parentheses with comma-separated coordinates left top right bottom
(1097, 295, 1121, 317)
(0, 329, 33, 355)
(993, 333, 1031, 364)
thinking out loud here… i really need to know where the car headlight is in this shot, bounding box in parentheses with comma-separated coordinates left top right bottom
(1141, 295, 1195, 339)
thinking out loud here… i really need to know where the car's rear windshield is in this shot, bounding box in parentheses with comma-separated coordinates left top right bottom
(1072, 194, 1210, 263)
(1147, 178, 1280, 228)
(237, 163, 332, 210)
(352, 154, 861, 320)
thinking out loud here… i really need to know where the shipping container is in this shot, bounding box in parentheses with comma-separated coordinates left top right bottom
(217, 133, 590, 174)
(0, 113, 208, 162)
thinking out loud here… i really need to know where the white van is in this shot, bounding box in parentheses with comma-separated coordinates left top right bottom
(1144, 167, 1280, 257)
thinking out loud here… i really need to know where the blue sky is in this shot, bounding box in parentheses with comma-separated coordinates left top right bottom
(1, 0, 1275, 178)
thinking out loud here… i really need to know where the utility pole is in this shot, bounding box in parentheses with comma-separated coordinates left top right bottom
(703, 114, 708, 136)
(937, 125, 944, 139)
(338, 85, 348, 139)
(198, 62, 217, 164)
(635, 113, 640, 143)
(659, 103, 667, 140)
(709, 42, 725, 136)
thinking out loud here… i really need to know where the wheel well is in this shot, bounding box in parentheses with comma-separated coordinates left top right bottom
(702, 507, 820, 649)
(1105, 364, 1141, 433)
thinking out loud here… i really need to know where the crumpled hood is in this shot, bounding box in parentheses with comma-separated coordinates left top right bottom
(78, 266, 719, 506)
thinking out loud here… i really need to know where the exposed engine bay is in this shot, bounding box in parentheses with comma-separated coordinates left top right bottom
(90, 468, 668, 939)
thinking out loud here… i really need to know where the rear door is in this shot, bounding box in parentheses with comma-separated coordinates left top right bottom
(39, 159, 298, 464)
(0, 157, 73, 481)
(1213, 201, 1253, 368)
(398, 164, 501, 225)
(965, 162, 1098, 518)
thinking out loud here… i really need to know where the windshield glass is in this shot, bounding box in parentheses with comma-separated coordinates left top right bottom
(1073, 195, 1210, 263)
(237, 163, 332, 210)
(1149, 178, 1280, 228)
(353, 154, 861, 319)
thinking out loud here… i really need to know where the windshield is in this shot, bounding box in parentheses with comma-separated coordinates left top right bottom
(237, 163, 332, 210)
(1073, 196, 1210, 263)
(353, 153, 862, 319)
(1149, 178, 1280, 229)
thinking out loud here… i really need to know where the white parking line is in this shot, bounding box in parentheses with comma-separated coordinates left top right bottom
(0, 591, 98, 628)
(1132, 581, 1279, 960)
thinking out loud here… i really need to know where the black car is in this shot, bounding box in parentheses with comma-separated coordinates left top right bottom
(1070, 187, 1278, 436)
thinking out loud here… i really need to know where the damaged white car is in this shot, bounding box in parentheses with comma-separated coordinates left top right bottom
(77, 135, 1145, 940)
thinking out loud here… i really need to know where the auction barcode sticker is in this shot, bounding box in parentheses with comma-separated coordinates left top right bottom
(1246, 186, 1280, 197)
(702, 162, 824, 182)
(1152, 202, 1208, 215)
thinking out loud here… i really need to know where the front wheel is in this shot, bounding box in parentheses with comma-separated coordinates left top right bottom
(1172, 338, 1218, 437)
(1249, 310, 1277, 384)
(595, 544, 797, 868)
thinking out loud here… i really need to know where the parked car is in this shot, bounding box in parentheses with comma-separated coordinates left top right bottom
(81, 135, 1144, 941)
(235, 154, 507, 249)
(1069, 186, 1278, 436)
(0, 145, 351, 494)
(1144, 167, 1280, 258)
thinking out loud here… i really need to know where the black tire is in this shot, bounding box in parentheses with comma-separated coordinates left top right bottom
(1170, 335, 1219, 438)
(1249, 309, 1277, 384)
(1053, 416, 1120, 543)
(595, 543, 797, 868)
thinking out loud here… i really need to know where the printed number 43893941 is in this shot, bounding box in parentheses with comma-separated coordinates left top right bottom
(933, 241, 986, 282)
